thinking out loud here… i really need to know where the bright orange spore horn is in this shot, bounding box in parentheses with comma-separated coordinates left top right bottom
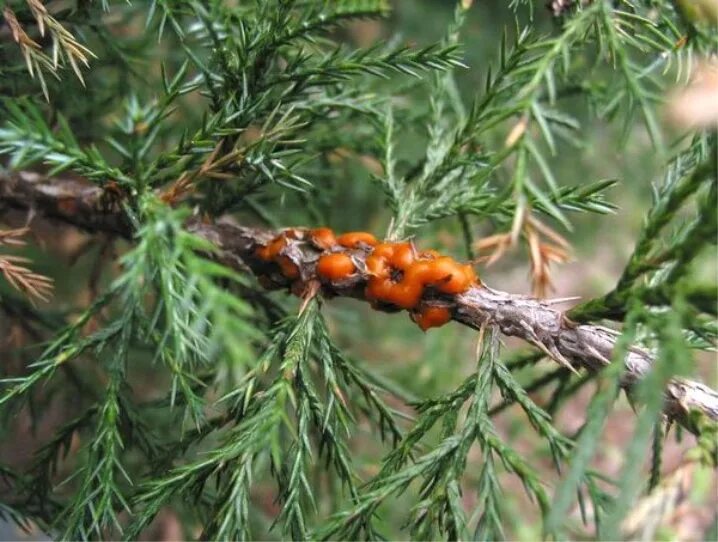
(336, 231, 378, 248)
(254, 232, 299, 280)
(316, 253, 355, 281)
(363, 238, 479, 320)
(309, 227, 337, 250)
(254, 228, 480, 331)
(411, 305, 452, 331)
(277, 255, 300, 279)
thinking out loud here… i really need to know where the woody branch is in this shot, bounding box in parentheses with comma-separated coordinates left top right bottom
(1, 169, 717, 433)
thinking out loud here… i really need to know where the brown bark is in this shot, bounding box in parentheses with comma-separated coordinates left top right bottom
(1, 170, 717, 433)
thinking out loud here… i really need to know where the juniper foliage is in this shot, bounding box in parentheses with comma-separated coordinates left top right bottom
(0, 0, 716, 540)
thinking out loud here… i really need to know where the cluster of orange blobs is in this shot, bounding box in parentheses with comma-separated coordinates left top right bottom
(254, 228, 480, 331)
(254, 230, 302, 280)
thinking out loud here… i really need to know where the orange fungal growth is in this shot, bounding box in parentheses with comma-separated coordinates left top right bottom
(309, 227, 337, 249)
(254, 228, 479, 317)
(436, 267, 471, 294)
(389, 243, 415, 270)
(254, 233, 300, 282)
(255, 245, 271, 261)
(385, 280, 422, 309)
(417, 257, 458, 286)
(411, 305, 452, 331)
(404, 260, 432, 284)
(366, 243, 397, 278)
(362, 241, 479, 311)
(277, 255, 300, 279)
(266, 236, 287, 259)
(366, 276, 395, 304)
(462, 264, 478, 285)
(337, 231, 378, 248)
(413, 257, 471, 294)
(371, 242, 398, 260)
(366, 253, 389, 278)
(317, 253, 356, 281)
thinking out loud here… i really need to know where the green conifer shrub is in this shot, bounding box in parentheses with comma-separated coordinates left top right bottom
(0, 1, 716, 540)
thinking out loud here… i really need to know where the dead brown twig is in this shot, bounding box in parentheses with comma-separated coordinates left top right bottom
(0, 227, 53, 302)
(474, 209, 572, 298)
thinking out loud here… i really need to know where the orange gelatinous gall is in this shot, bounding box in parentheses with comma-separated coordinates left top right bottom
(336, 231, 378, 248)
(277, 255, 300, 279)
(411, 257, 468, 294)
(309, 227, 337, 249)
(317, 253, 356, 281)
(420, 257, 458, 285)
(267, 236, 287, 259)
(389, 243, 415, 270)
(437, 272, 470, 294)
(371, 242, 397, 260)
(254, 233, 302, 283)
(411, 305, 452, 331)
(462, 264, 478, 285)
(255, 245, 272, 261)
(255, 233, 288, 262)
(384, 280, 422, 310)
(363, 241, 479, 310)
(366, 253, 390, 278)
(365, 276, 394, 303)
(404, 260, 432, 285)
(255, 228, 480, 307)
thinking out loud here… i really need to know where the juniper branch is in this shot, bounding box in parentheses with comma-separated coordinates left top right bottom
(1, 170, 715, 434)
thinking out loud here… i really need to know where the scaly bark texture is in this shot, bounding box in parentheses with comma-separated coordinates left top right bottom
(2, 170, 717, 432)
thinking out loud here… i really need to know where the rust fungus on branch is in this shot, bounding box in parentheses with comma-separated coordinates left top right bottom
(411, 305, 452, 331)
(1, 168, 716, 431)
(253, 228, 480, 330)
(316, 253, 356, 281)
